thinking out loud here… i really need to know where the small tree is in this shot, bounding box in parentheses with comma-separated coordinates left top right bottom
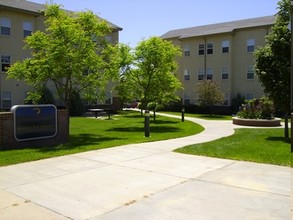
(197, 80, 224, 114)
(7, 4, 120, 112)
(117, 37, 182, 112)
(254, 0, 292, 137)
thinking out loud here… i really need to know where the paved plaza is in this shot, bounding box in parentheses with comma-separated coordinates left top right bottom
(0, 114, 291, 220)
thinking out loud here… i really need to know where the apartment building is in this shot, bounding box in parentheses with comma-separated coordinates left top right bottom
(161, 15, 276, 107)
(0, 0, 122, 110)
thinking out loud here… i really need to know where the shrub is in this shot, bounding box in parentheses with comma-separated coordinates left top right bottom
(69, 90, 84, 116)
(231, 93, 245, 114)
(237, 97, 275, 119)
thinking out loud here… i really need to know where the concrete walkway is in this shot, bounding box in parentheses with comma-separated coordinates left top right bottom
(0, 114, 291, 220)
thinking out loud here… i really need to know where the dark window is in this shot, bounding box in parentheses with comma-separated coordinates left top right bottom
(0, 18, 11, 36)
(1, 55, 10, 72)
(207, 43, 213, 54)
(198, 44, 205, 55)
(184, 50, 190, 56)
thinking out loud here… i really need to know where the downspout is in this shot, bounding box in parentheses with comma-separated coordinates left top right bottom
(204, 37, 207, 80)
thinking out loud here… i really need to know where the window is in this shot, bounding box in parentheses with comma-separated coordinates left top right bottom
(197, 68, 204, 80)
(0, 18, 11, 36)
(105, 92, 112, 104)
(247, 66, 254, 79)
(23, 21, 33, 37)
(206, 68, 213, 80)
(222, 40, 229, 53)
(247, 39, 255, 52)
(183, 45, 190, 56)
(207, 43, 213, 54)
(2, 91, 11, 109)
(246, 93, 254, 100)
(184, 69, 190, 81)
(184, 94, 190, 105)
(105, 35, 112, 43)
(221, 67, 229, 80)
(223, 93, 229, 106)
(198, 44, 205, 55)
(1, 55, 10, 72)
(184, 49, 190, 56)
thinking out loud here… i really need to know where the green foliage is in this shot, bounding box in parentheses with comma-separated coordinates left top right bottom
(254, 0, 292, 114)
(147, 102, 163, 111)
(25, 86, 55, 105)
(197, 80, 224, 107)
(116, 37, 183, 109)
(69, 90, 84, 116)
(237, 97, 275, 119)
(7, 4, 120, 111)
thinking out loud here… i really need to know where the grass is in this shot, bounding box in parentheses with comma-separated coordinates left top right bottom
(161, 111, 232, 120)
(0, 111, 204, 166)
(175, 128, 291, 167)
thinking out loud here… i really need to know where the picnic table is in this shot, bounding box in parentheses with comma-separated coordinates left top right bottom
(88, 108, 113, 119)
(88, 109, 104, 118)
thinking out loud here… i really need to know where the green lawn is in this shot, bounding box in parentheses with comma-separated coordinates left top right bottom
(175, 128, 291, 167)
(161, 111, 232, 120)
(0, 111, 204, 166)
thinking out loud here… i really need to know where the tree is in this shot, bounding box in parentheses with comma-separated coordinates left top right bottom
(115, 43, 136, 108)
(117, 37, 182, 113)
(7, 4, 120, 111)
(197, 80, 224, 114)
(254, 0, 292, 137)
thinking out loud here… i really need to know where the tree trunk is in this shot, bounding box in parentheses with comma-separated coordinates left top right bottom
(153, 109, 156, 122)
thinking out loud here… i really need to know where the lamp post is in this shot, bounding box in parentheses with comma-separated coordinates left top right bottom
(289, 0, 293, 152)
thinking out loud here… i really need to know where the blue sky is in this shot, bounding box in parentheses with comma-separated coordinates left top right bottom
(31, 0, 279, 47)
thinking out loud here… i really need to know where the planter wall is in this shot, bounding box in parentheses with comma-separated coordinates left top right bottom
(232, 117, 281, 127)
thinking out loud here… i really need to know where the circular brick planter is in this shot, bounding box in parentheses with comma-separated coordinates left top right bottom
(232, 117, 281, 127)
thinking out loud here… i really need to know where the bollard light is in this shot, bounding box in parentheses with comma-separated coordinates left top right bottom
(181, 107, 185, 122)
(144, 110, 150, 137)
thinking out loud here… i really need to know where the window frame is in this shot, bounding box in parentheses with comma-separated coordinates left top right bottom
(1, 91, 12, 109)
(184, 69, 190, 81)
(198, 43, 205, 55)
(1, 55, 11, 72)
(206, 43, 213, 55)
(183, 94, 190, 105)
(206, 68, 213, 80)
(221, 40, 229, 53)
(197, 68, 204, 81)
(246, 66, 254, 80)
(0, 18, 11, 36)
(183, 45, 190, 56)
(221, 67, 229, 80)
(23, 21, 33, 38)
(247, 39, 255, 53)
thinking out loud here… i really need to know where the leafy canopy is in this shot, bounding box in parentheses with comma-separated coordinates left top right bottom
(254, 0, 292, 114)
(7, 4, 120, 109)
(197, 80, 224, 107)
(116, 36, 182, 109)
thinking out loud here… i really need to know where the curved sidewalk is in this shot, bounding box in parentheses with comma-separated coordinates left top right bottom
(0, 114, 291, 220)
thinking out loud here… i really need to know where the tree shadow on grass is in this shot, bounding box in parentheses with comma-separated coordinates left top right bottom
(266, 136, 291, 144)
(107, 126, 181, 133)
(151, 120, 179, 125)
(38, 134, 124, 152)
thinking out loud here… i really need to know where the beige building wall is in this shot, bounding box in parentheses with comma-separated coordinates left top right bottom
(232, 27, 269, 99)
(0, 3, 121, 110)
(0, 9, 44, 109)
(170, 25, 271, 107)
